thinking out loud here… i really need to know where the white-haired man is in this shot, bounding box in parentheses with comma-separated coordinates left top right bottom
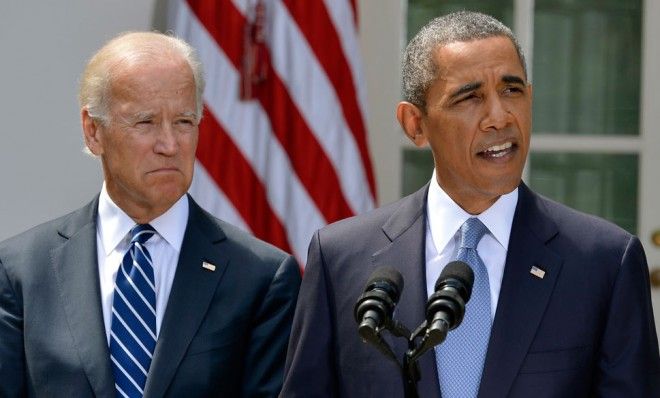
(0, 31, 300, 397)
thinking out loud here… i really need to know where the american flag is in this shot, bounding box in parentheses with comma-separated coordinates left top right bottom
(168, 0, 376, 264)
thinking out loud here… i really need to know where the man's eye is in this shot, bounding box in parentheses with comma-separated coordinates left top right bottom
(137, 120, 152, 125)
(457, 94, 478, 103)
(504, 87, 523, 94)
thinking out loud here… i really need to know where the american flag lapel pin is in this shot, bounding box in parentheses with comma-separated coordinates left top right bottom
(530, 265, 546, 279)
(202, 261, 216, 272)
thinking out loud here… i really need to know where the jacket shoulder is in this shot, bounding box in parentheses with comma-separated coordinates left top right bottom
(314, 186, 427, 259)
(192, 201, 293, 268)
(522, 187, 638, 274)
(0, 203, 95, 261)
(325, 198, 405, 234)
(327, 183, 429, 237)
(533, 190, 633, 243)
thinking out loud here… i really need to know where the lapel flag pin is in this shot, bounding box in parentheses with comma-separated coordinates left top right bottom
(530, 265, 546, 279)
(202, 261, 216, 272)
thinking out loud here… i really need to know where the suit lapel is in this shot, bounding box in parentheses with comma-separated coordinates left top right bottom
(372, 184, 441, 398)
(144, 198, 229, 398)
(50, 197, 116, 397)
(478, 184, 563, 397)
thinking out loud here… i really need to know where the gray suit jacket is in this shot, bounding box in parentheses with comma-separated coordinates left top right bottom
(281, 183, 660, 397)
(0, 195, 301, 397)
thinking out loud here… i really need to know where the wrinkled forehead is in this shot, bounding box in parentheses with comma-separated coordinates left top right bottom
(433, 36, 526, 82)
(111, 49, 191, 80)
(108, 57, 195, 98)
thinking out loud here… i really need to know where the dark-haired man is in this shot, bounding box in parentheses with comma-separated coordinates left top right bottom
(282, 11, 659, 397)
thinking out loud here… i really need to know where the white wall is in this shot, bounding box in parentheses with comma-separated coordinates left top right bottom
(0, 0, 157, 240)
(358, 0, 407, 206)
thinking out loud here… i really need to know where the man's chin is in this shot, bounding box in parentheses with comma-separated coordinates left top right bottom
(474, 177, 522, 201)
(146, 185, 188, 210)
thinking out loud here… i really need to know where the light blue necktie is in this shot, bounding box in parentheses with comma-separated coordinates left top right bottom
(109, 224, 157, 398)
(436, 217, 491, 398)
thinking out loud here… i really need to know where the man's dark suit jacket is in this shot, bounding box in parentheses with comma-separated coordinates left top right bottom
(281, 183, 660, 397)
(0, 195, 301, 397)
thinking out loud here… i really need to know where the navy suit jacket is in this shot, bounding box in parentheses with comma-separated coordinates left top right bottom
(281, 183, 660, 397)
(0, 195, 301, 397)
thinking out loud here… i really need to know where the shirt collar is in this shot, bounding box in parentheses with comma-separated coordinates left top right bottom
(426, 169, 518, 253)
(97, 183, 189, 255)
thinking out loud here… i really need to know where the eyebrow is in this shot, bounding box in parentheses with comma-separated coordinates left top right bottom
(133, 112, 154, 121)
(127, 111, 198, 121)
(502, 75, 526, 85)
(449, 74, 527, 101)
(115, 112, 152, 125)
(178, 111, 198, 119)
(448, 82, 482, 101)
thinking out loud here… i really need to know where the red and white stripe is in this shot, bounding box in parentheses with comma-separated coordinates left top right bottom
(169, 0, 376, 264)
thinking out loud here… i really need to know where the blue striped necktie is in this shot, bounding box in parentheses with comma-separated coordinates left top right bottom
(436, 217, 492, 398)
(109, 224, 157, 398)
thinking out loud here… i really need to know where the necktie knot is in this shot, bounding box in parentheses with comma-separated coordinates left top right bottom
(131, 224, 156, 245)
(459, 217, 488, 250)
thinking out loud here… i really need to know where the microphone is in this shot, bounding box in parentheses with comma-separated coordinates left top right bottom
(354, 266, 404, 344)
(426, 261, 474, 339)
(407, 261, 474, 362)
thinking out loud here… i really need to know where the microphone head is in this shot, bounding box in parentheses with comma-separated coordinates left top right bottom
(354, 266, 404, 333)
(435, 261, 474, 302)
(365, 266, 404, 302)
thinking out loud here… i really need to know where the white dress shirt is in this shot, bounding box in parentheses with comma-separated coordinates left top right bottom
(425, 171, 518, 319)
(96, 184, 189, 343)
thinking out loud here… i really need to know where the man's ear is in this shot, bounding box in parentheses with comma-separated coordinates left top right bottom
(396, 101, 427, 147)
(81, 108, 104, 156)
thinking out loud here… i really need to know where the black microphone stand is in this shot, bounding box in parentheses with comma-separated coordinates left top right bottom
(402, 342, 421, 398)
(360, 318, 436, 398)
(388, 320, 420, 398)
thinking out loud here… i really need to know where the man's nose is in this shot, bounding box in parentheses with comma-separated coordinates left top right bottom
(154, 123, 179, 155)
(479, 95, 512, 132)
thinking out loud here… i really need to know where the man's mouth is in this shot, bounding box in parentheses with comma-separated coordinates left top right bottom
(478, 141, 516, 159)
(149, 167, 179, 174)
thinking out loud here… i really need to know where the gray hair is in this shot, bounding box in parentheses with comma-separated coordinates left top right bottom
(79, 31, 205, 126)
(402, 11, 527, 110)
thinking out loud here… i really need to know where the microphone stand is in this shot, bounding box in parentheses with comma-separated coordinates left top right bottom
(387, 320, 420, 398)
(359, 311, 457, 398)
(361, 318, 429, 398)
(402, 342, 420, 398)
